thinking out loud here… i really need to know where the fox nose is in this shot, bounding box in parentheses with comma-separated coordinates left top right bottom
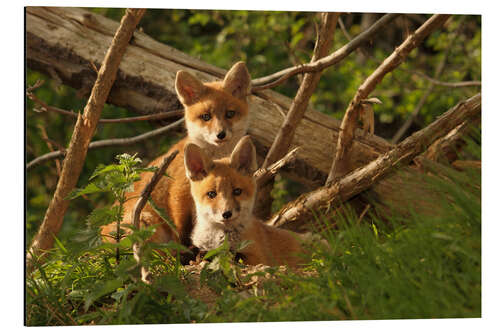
(217, 131, 226, 140)
(222, 211, 232, 220)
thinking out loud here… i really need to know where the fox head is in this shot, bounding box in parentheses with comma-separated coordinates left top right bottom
(175, 62, 252, 148)
(184, 135, 258, 227)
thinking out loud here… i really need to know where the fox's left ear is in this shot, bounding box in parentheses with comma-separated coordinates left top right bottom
(222, 62, 251, 100)
(185, 143, 213, 181)
(230, 135, 257, 175)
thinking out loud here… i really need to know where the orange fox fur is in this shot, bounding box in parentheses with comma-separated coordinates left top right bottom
(185, 136, 309, 267)
(101, 62, 252, 247)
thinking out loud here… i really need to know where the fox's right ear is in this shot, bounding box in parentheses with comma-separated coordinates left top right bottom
(175, 71, 205, 106)
(222, 62, 251, 100)
(184, 143, 212, 181)
(230, 135, 257, 175)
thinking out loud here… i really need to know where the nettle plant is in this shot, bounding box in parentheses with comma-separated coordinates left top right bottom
(69, 153, 158, 263)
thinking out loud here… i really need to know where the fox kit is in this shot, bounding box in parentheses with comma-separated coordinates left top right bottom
(101, 62, 252, 247)
(185, 136, 309, 267)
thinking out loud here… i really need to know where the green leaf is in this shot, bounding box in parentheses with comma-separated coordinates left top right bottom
(90, 164, 124, 181)
(135, 166, 158, 174)
(155, 274, 187, 298)
(84, 277, 124, 312)
(235, 239, 252, 252)
(203, 239, 230, 261)
(86, 206, 121, 228)
(371, 224, 379, 239)
(116, 152, 142, 168)
(67, 182, 107, 199)
(150, 241, 190, 253)
(53, 235, 68, 254)
(122, 224, 157, 244)
(147, 198, 179, 238)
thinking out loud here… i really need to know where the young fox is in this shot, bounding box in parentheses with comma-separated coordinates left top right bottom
(101, 62, 252, 247)
(185, 136, 310, 267)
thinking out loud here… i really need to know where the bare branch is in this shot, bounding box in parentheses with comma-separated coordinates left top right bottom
(251, 13, 399, 92)
(254, 147, 300, 187)
(269, 93, 481, 231)
(28, 89, 184, 123)
(36, 123, 62, 175)
(27, 79, 45, 93)
(254, 12, 340, 220)
(423, 114, 479, 163)
(262, 13, 340, 169)
(132, 150, 179, 284)
(408, 70, 481, 88)
(338, 16, 352, 41)
(391, 16, 468, 144)
(451, 160, 481, 171)
(326, 14, 451, 185)
(27, 118, 184, 170)
(27, 8, 146, 270)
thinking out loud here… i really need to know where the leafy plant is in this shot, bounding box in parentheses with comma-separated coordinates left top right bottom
(69, 153, 157, 263)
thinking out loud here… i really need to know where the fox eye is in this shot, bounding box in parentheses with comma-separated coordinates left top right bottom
(233, 188, 242, 196)
(225, 110, 236, 119)
(207, 191, 217, 199)
(200, 113, 211, 121)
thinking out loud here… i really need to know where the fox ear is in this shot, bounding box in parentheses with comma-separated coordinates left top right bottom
(222, 62, 251, 100)
(184, 143, 212, 181)
(175, 71, 206, 106)
(230, 136, 257, 175)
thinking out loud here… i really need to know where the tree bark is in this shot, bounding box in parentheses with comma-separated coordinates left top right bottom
(26, 8, 146, 270)
(269, 94, 481, 231)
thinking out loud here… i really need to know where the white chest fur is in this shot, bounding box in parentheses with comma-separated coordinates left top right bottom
(191, 217, 246, 251)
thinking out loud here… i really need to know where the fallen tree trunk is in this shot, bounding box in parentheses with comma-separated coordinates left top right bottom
(26, 6, 392, 188)
(27, 8, 475, 227)
(268, 94, 481, 231)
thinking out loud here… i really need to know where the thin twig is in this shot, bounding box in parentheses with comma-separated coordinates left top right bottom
(391, 16, 468, 144)
(132, 150, 179, 284)
(254, 147, 300, 186)
(338, 16, 353, 41)
(27, 79, 45, 93)
(407, 70, 481, 88)
(357, 204, 371, 225)
(391, 56, 450, 144)
(36, 124, 62, 175)
(251, 13, 399, 92)
(326, 14, 451, 185)
(28, 90, 184, 123)
(27, 118, 184, 170)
